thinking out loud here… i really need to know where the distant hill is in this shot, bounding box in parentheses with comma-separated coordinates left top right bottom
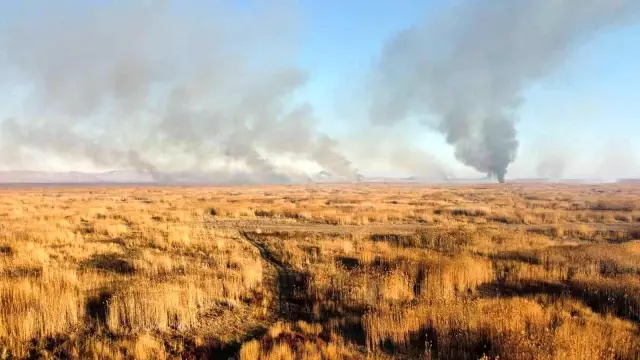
(0, 170, 635, 186)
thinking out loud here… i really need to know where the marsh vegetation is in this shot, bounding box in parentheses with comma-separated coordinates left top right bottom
(0, 183, 639, 359)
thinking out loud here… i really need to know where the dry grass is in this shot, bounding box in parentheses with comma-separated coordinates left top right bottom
(0, 183, 639, 359)
(238, 321, 359, 360)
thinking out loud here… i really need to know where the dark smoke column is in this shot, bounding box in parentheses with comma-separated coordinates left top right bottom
(484, 117, 518, 183)
(370, 0, 640, 183)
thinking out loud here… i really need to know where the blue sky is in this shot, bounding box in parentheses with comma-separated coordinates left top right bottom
(0, 0, 639, 179)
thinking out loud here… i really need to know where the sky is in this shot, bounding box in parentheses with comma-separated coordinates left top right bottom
(295, 0, 640, 179)
(0, 0, 639, 180)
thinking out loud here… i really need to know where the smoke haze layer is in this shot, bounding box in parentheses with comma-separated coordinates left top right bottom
(1, 1, 639, 183)
(0, 0, 359, 183)
(370, 0, 640, 182)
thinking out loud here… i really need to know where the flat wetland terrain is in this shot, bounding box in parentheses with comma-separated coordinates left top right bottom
(1, 183, 639, 359)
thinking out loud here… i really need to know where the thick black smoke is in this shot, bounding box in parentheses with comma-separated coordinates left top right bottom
(0, 0, 359, 183)
(371, 0, 640, 183)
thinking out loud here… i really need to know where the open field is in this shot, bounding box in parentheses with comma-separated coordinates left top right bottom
(0, 183, 639, 359)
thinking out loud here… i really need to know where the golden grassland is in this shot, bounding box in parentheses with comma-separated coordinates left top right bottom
(0, 183, 639, 359)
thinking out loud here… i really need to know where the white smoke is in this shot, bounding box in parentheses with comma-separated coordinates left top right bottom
(0, 0, 359, 183)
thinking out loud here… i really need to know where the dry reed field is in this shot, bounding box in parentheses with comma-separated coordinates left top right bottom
(0, 183, 639, 359)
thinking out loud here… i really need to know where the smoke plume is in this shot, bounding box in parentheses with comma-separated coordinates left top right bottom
(0, 1, 358, 183)
(370, 0, 640, 183)
(594, 140, 639, 180)
(536, 156, 567, 180)
(389, 145, 449, 181)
